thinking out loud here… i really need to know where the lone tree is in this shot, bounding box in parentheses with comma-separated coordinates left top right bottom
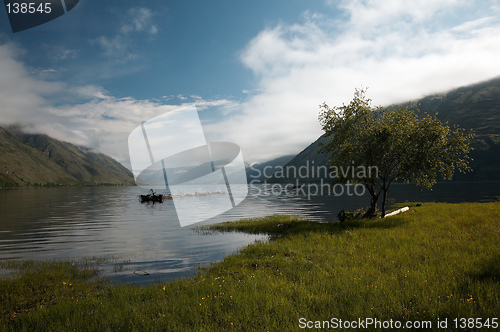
(319, 88, 473, 217)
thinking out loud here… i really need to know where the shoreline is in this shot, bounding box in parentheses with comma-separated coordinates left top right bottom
(1, 201, 499, 330)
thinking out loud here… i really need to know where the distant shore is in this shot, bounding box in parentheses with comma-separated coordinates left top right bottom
(0, 182, 136, 189)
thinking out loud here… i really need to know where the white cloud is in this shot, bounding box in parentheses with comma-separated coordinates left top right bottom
(2, 1, 500, 169)
(336, 0, 463, 29)
(0, 42, 61, 125)
(0, 42, 237, 167)
(73, 85, 110, 100)
(58, 49, 79, 60)
(41, 96, 236, 167)
(121, 7, 158, 35)
(94, 6, 157, 58)
(242, 88, 264, 94)
(203, 0, 500, 162)
(94, 35, 128, 57)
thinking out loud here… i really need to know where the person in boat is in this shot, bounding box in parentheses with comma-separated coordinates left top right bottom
(148, 189, 156, 196)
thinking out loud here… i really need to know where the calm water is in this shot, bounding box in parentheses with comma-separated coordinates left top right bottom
(0, 182, 498, 284)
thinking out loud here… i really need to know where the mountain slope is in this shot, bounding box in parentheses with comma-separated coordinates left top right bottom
(246, 154, 295, 182)
(415, 78, 500, 180)
(281, 77, 500, 181)
(0, 127, 135, 187)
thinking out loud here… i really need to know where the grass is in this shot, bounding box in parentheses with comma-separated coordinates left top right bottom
(1, 202, 499, 331)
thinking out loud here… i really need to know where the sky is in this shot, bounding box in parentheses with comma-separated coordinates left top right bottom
(1, 0, 500, 168)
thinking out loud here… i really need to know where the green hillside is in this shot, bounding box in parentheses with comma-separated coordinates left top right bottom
(416, 78, 500, 180)
(277, 77, 500, 182)
(0, 127, 135, 188)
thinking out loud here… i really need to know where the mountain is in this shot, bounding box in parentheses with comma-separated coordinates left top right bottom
(0, 127, 135, 188)
(275, 77, 500, 182)
(246, 154, 295, 182)
(414, 78, 500, 180)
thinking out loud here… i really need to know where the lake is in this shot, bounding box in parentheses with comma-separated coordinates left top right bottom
(0, 182, 498, 284)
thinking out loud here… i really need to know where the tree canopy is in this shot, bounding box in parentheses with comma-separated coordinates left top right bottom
(318, 88, 473, 217)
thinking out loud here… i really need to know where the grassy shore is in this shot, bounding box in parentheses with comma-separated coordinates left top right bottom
(1, 202, 499, 331)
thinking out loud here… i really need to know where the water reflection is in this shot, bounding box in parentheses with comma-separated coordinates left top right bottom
(0, 182, 498, 283)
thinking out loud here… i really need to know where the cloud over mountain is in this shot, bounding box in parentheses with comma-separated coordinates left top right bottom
(1, 1, 500, 167)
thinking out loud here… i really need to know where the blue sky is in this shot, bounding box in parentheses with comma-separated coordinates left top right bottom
(2, 1, 321, 100)
(1, 0, 500, 166)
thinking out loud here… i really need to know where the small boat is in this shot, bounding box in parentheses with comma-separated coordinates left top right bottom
(139, 193, 164, 203)
(138, 189, 172, 203)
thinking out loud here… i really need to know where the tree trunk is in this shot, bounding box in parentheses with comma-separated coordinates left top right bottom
(381, 187, 388, 217)
(363, 187, 378, 218)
